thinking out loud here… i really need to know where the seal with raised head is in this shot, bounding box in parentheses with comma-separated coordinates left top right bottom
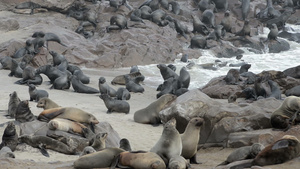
(221, 10, 233, 33)
(178, 67, 190, 89)
(48, 118, 87, 136)
(267, 80, 281, 99)
(266, 23, 279, 42)
(99, 94, 130, 114)
(32, 31, 67, 48)
(119, 138, 132, 151)
(110, 151, 166, 169)
(134, 94, 176, 125)
(37, 98, 60, 110)
(73, 147, 125, 168)
(38, 107, 99, 125)
(73, 69, 90, 84)
(0, 122, 18, 152)
(71, 75, 99, 94)
(270, 96, 300, 130)
(28, 84, 49, 102)
(98, 77, 117, 97)
(224, 69, 240, 85)
(201, 7, 216, 28)
(116, 87, 131, 100)
(236, 20, 251, 37)
(124, 74, 145, 93)
(36, 64, 64, 83)
(181, 117, 204, 164)
(169, 155, 190, 169)
(15, 100, 37, 123)
(239, 63, 251, 74)
(8, 91, 21, 118)
(157, 64, 178, 80)
(9, 59, 23, 78)
(15, 65, 36, 85)
(150, 118, 182, 165)
(91, 132, 107, 151)
(252, 135, 300, 166)
(49, 51, 66, 66)
(218, 143, 265, 166)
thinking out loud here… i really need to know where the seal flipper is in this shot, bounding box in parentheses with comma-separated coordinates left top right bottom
(190, 154, 202, 164)
(110, 154, 121, 169)
(37, 108, 64, 122)
(38, 143, 49, 157)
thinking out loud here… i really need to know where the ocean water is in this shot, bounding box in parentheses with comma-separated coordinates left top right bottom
(137, 24, 300, 90)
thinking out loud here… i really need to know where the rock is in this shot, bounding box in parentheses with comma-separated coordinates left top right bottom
(227, 36, 264, 52)
(159, 89, 282, 147)
(0, 18, 19, 32)
(278, 31, 300, 43)
(283, 65, 300, 79)
(267, 39, 290, 53)
(209, 41, 244, 58)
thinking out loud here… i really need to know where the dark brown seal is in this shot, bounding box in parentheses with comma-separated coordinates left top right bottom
(0, 122, 18, 151)
(8, 91, 21, 118)
(99, 94, 130, 114)
(15, 100, 37, 123)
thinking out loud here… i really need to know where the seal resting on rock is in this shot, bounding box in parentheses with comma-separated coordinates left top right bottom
(134, 94, 176, 125)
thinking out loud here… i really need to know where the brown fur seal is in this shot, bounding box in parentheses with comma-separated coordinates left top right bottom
(134, 94, 176, 125)
(9, 59, 23, 78)
(224, 69, 240, 85)
(111, 71, 144, 85)
(8, 91, 21, 118)
(49, 51, 66, 66)
(218, 143, 264, 166)
(98, 77, 117, 97)
(191, 14, 210, 35)
(236, 20, 251, 37)
(107, 14, 128, 32)
(91, 132, 107, 151)
(181, 117, 204, 164)
(201, 7, 215, 28)
(71, 75, 99, 94)
(169, 155, 190, 169)
(48, 118, 87, 136)
(124, 74, 145, 93)
(157, 64, 178, 80)
(221, 10, 233, 33)
(150, 118, 182, 165)
(37, 107, 99, 124)
(36, 64, 64, 83)
(252, 135, 300, 166)
(116, 87, 131, 100)
(36, 98, 60, 110)
(99, 94, 130, 114)
(267, 23, 279, 42)
(28, 84, 49, 102)
(0, 122, 18, 151)
(271, 96, 300, 130)
(110, 151, 166, 169)
(119, 138, 132, 151)
(15, 100, 36, 123)
(73, 147, 125, 168)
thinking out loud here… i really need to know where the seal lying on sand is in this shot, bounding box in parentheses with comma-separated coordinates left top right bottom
(36, 98, 60, 110)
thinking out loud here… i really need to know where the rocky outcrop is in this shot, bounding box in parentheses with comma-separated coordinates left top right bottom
(159, 89, 282, 147)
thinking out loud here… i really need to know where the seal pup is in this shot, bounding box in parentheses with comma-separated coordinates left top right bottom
(80, 146, 96, 156)
(8, 91, 21, 118)
(71, 75, 99, 94)
(49, 51, 66, 66)
(239, 63, 251, 74)
(98, 77, 117, 97)
(73, 147, 125, 168)
(15, 1, 41, 14)
(181, 117, 204, 164)
(218, 143, 265, 166)
(201, 7, 216, 28)
(107, 14, 128, 32)
(48, 118, 87, 136)
(190, 35, 208, 49)
(99, 94, 130, 114)
(140, 5, 152, 20)
(206, 25, 223, 42)
(254, 77, 267, 98)
(36, 64, 64, 83)
(9, 59, 23, 78)
(15, 65, 36, 85)
(0, 122, 18, 151)
(90, 132, 107, 151)
(157, 64, 178, 80)
(15, 100, 36, 123)
(267, 80, 281, 99)
(119, 138, 132, 151)
(241, 0, 250, 20)
(173, 19, 189, 39)
(38, 107, 99, 125)
(270, 96, 300, 130)
(73, 69, 90, 84)
(150, 118, 182, 165)
(221, 10, 233, 33)
(37, 98, 60, 110)
(134, 94, 176, 125)
(178, 67, 190, 89)
(0, 56, 13, 70)
(110, 151, 166, 169)
(130, 9, 145, 23)
(32, 31, 67, 48)
(236, 19, 251, 37)
(252, 135, 300, 166)
(169, 155, 190, 169)
(124, 74, 145, 93)
(116, 87, 131, 100)
(0, 147, 15, 158)
(28, 84, 49, 102)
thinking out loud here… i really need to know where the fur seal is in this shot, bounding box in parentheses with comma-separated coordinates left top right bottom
(267, 23, 279, 42)
(169, 155, 190, 169)
(14, 65, 36, 85)
(0, 56, 13, 70)
(49, 51, 66, 66)
(0, 147, 15, 158)
(190, 35, 207, 49)
(198, 0, 215, 12)
(51, 71, 72, 90)
(119, 138, 132, 151)
(116, 87, 131, 100)
(124, 74, 145, 93)
(236, 20, 251, 37)
(134, 94, 176, 125)
(15, 1, 41, 14)
(212, 0, 228, 11)
(13, 47, 27, 59)
(156, 77, 178, 98)
(73, 147, 125, 168)
(130, 9, 145, 23)
(139, 0, 160, 11)
(191, 13, 210, 35)
(80, 146, 96, 156)
(110, 151, 166, 169)
(38, 107, 99, 124)
(111, 71, 145, 85)
(73, 69, 90, 84)
(285, 85, 300, 97)
(180, 54, 188, 63)
(9, 59, 23, 78)
(32, 32, 67, 48)
(130, 65, 139, 73)
(150, 118, 182, 165)
(28, 84, 49, 102)
(254, 77, 267, 98)
(178, 67, 190, 89)
(37, 98, 60, 110)
(181, 117, 204, 164)
(8, 91, 21, 118)
(270, 96, 300, 130)
(241, 0, 250, 20)
(157, 64, 178, 80)
(15, 100, 37, 123)
(99, 94, 130, 114)
(98, 77, 117, 97)
(218, 143, 265, 166)
(224, 69, 240, 85)
(168, 1, 181, 15)
(0, 122, 18, 152)
(252, 135, 300, 166)
(36, 65, 64, 83)
(206, 24, 223, 41)
(173, 19, 189, 39)
(71, 75, 99, 94)
(151, 9, 169, 27)
(221, 10, 233, 33)
(201, 7, 215, 28)
(140, 5, 152, 20)
(239, 63, 251, 74)
(48, 118, 87, 136)
(267, 80, 281, 99)
(91, 132, 107, 151)
(107, 14, 128, 32)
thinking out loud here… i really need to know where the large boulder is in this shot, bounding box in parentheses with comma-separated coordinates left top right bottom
(159, 89, 282, 147)
(267, 39, 290, 53)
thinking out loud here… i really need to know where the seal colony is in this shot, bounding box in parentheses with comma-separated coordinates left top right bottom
(1, 0, 300, 168)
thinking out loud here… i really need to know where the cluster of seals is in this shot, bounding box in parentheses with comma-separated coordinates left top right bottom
(150, 118, 182, 165)
(99, 94, 130, 114)
(134, 94, 176, 125)
(0, 122, 18, 152)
